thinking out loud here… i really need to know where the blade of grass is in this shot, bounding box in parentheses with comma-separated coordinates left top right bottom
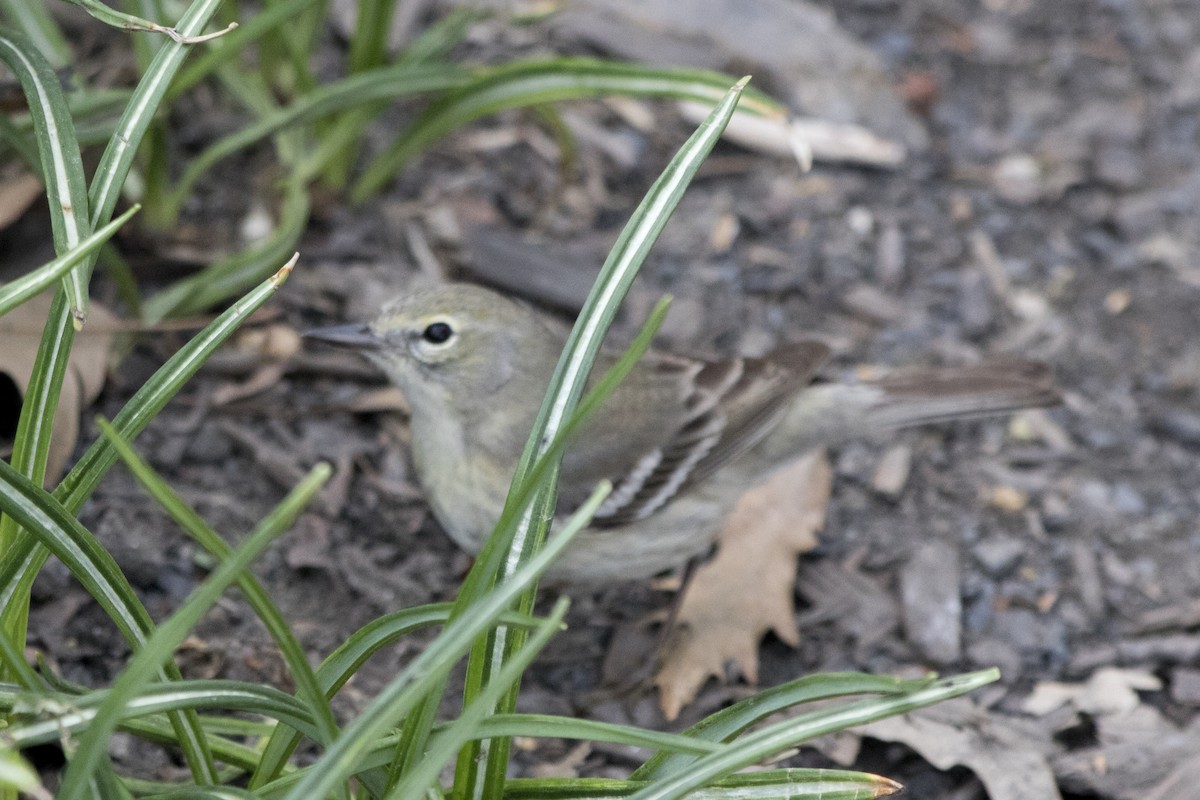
(633, 672, 930, 780)
(54, 462, 331, 800)
(277, 482, 610, 800)
(0, 0, 71, 66)
(0, 747, 46, 800)
(352, 59, 782, 201)
(385, 598, 571, 798)
(0, 458, 222, 788)
(168, 0, 322, 99)
(2, 4, 228, 779)
(59, 0, 236, 43)
(626, 670, 1000, 800)
(142, 176, 310, 321)
(0, 685, 272, 776)
(5, 680, 320, 750)
(502, 769, 901, 800)
(0, 30, 93, 323)
(160, 62, 468, 225)
(450, 78, 752, 800)
(94, 419, 344, 796)
(0, 204, 139, 317)
(0, 257, 297, 623)
(87, 0, 226, 231)
(250, 604, 542, 789)
(0, 257, 296, 784)
(0, 34, 93, 590)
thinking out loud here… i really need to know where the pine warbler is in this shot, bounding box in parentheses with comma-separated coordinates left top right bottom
(308, 283, 1058, 582)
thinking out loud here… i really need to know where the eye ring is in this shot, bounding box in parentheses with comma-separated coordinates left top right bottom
(422, 321, 454, 344)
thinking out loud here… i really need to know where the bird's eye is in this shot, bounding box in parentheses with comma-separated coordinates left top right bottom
(422, 321, 454, 344)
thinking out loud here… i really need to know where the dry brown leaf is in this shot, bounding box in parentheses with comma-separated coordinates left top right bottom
(856, 698, 1062, 800)
(0, 167, 44, 230)
(654, 449, 832, 719)
(0, 292, 117, 482)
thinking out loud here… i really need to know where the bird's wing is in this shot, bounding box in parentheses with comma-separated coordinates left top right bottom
(559, 341, 831, 525)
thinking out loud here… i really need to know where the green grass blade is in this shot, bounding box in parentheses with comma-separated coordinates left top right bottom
(385, 598, 570, 799)
(59, 0, 235, 43)
(626, 670, 1000, 800)
(94, 418, 343, 793)
(503, 769, 900, 799)
(251, 604, 541, 788)
(0, 291, 76, 701)
(54, 461, 331, 800)
(142, 177, 310, 321)
(168, 0, 323, 99)
(633, 672, 929, 780)
(0, 30, 93, 323)
(0, 257, 295, 783)
(476, 714, 717, 759)
(161, 62, 468, 224)
(0, 205, 139, 317)
(0, 747, 45, 800)
(5, 680, 321, 749)
(277, 482, 608, 800)
(0, 458, 218, 784)
(453, 78, 751, 800)
(59, 254, 297, 509)
(0, 628, 42, 691)
(352, 59, 781, 200)
(87, 0, 226, 231)
(138, 789, 262, 800)
(0, 0, 71, 66)
(0, 257, 297, 634)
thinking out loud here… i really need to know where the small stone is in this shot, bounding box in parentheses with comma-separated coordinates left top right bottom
(875, 221, 905, 287)
(1103, 288, 1132, 314)
(973, 535, 1026, 578)
(1149, 406, 1200, 448)
(1170, 668, 1200, 706)
(900, 540, 962, 664)
(959, 269, 995, 336)
(846, 205, 874, 237)
(1111, 482, 1146, 516)
(992, 153, 1043, 205)
(1040, 492, 1072, 530)
(842, 282, 907, 323)
(871, 444, 913, 500)
(985, 485, 1029, 513)
(185, 423, 234, 464)
(1092, 144, 1143, 190)
(708, 212, 740, 253)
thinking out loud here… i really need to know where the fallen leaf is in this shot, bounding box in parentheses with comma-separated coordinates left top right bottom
(856, 698, 1062, 800)
(0, 292, 117, 482)
(1054, 706, 1200, 800)
(654, 450, 831, 719)
(1022, 667, 1162, 718)
(0, 166, 44, 230)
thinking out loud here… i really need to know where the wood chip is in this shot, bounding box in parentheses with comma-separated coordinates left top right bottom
(871, 443, 913, 500)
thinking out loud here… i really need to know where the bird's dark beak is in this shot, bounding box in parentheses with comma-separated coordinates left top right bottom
(303, 323, 383, 349)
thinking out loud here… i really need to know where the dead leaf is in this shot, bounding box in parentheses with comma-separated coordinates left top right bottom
(530, 741, 592, 779)
(856, 698, 1062, 800)
(654, 450, 831, 719)
(1054, 707, 1200, 800)
(0, 166, 44, 230)
(0, 292, 117, 482)
(1023, 667, 1162, 718)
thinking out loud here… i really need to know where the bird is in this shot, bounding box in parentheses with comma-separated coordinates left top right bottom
(306, 282, 1059, 583)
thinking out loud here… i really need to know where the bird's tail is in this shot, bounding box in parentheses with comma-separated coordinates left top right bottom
(751, 360, 1061, 464)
